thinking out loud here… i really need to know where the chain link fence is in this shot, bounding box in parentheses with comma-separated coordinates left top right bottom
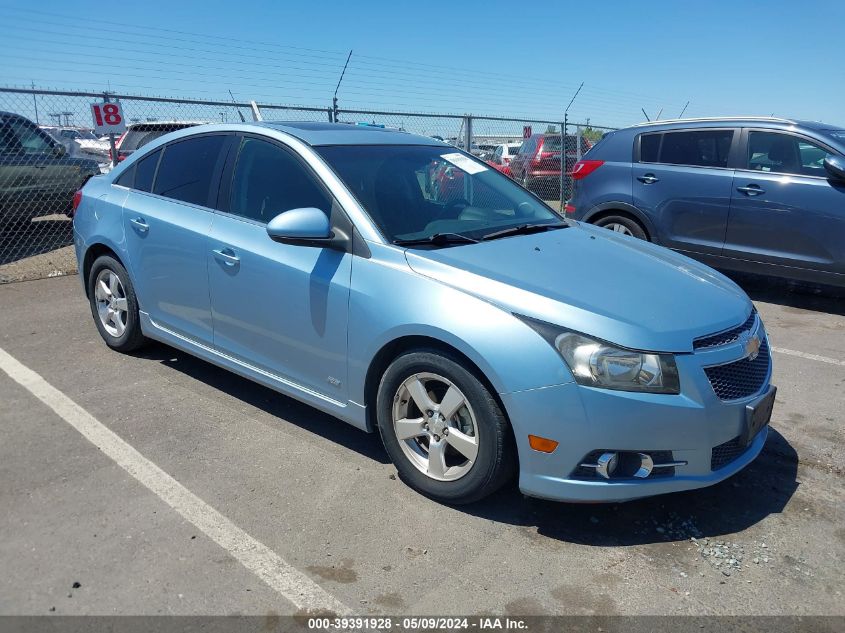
(0, 87, 615, 284)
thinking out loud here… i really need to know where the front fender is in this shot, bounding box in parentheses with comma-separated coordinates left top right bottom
(346, 243, 573, 406)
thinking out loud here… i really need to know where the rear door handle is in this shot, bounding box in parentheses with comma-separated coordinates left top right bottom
(129, 217, 149, 232)
(637, 174, 659, 184)
(737, 185, 765, 196)
(212, 248, 240, 266)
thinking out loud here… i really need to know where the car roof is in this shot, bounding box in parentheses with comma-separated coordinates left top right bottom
(627, 116, 841, 132)
(257, 121, 447, 147)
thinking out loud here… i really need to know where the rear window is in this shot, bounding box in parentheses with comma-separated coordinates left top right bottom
(639, 129, 734, 168)
(152, 135, 226, 206)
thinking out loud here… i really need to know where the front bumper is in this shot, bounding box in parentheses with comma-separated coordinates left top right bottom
(501, 327, 773, 503)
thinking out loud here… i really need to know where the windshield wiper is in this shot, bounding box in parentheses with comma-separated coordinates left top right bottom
(480, 223, 566, 241)
(393, 233, 480, 247)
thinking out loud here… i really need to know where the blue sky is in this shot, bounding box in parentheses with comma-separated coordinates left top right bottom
(1, 0, 843, 128)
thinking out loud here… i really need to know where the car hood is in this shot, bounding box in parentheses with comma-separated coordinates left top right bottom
(404, 224, 751, 353)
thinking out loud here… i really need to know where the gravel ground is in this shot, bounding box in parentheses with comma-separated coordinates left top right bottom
(0, 275, 842, 617)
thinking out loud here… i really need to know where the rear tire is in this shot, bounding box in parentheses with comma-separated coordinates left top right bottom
(87, 255, 148, 353)
(376, 349, 515, 504)
(594, 214, 648, 240)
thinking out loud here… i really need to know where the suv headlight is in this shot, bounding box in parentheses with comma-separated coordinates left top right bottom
(518, 316, 680, 394)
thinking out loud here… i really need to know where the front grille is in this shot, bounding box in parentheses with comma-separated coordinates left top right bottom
(711, 436, 748, 470)
(704, 339, 770, 401)
(694, 310, 757, 350)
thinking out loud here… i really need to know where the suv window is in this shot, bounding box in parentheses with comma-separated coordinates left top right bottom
(639, 130, 734, 168)
(5, 117, 54, 155)
(227, 137, 332, 223)
(747, 131, 831, 177)
(153, 135, 226, 206)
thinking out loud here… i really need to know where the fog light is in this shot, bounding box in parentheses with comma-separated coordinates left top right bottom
(528, 435, 559, 453)
(596, 452, 618, 479)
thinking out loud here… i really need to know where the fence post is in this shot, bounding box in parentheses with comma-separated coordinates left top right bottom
(559, 119, 566, 213)
(327, 107, 334, 123)
(576, 125, 583, 162)
(463, 114, 473, 154)
(103, 91, 118, 168)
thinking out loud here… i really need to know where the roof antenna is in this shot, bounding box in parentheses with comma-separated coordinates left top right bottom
(641, 108, 651, 122)
(333, 50, 353, 123)
(678, 101, 689, 118)
(228, 90, 246, 123)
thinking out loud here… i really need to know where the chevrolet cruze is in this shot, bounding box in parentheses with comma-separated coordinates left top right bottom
(72, 122, 775, 504)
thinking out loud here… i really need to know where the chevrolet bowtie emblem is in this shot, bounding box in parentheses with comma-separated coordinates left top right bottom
(745, 334, 761, 361)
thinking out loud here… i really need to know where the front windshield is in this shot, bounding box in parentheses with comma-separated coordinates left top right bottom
(316, 144, 563, 244)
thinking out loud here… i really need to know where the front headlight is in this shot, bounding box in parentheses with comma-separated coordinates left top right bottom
(518, 316, 680, 394)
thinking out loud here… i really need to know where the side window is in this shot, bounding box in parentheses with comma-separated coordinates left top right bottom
(7, 118, 53, 155)
(153, 135, 226, 206)
(747, 131, 830, 177)
(658, 130, 734, 168)
(134, 148, 161, 192)
(640, 133, 661, 162)
(114, 164, 136, 188)
(227, 138, 332, 223)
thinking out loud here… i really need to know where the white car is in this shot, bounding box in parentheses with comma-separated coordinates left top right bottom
(490, 142, 523, 166)
(41, 127, 111, 158)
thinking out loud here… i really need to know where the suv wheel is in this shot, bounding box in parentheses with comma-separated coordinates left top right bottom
(376, 350, 515, 504)
(595, 214, 648, 240)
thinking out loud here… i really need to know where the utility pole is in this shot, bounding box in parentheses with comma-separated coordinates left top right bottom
(333, 50, 353, 123)
(31, 81, 39, 124)
(560, 82, 584, 212)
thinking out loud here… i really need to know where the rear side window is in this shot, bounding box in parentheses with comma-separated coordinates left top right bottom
(134, 148, 161, 192)
(114, 164, 136, 188)
(639, 130, 734, 168)
(227, 137, 332, 223)
(153, 135, 226, 206)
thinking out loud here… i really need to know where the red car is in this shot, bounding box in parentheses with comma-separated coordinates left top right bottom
(509, 133, 592, 199)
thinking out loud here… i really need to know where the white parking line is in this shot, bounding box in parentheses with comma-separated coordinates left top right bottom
(771, 346, 845, 367)
(0, 346, 351, 616)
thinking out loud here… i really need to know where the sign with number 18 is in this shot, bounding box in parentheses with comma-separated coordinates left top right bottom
(90, 102, 126, 135)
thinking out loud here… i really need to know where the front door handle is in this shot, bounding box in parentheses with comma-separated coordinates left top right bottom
(129, 217, 149, 232)
(212, 248, 240, 266)
(637, 174, 659, 184)
(737, 185, 765, 196)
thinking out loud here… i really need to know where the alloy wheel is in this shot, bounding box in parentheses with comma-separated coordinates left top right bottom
(391, 372, 479, 482)
(94, 269, 128, 337)
(605, 222, 634, 236)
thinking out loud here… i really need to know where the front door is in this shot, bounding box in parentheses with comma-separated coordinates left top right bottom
(633, 128, 738, 255)
(724, 129, 845, 277)
(208, 136, 351, 399)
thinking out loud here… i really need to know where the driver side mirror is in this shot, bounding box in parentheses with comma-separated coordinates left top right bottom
(266, 207, 347, 250)
(823, 155, 845, 181)
(52, 143, 67, 158)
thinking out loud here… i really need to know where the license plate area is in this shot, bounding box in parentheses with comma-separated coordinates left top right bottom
(742, 386, 776, 447)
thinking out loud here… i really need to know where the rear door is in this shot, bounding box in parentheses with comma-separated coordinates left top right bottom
(121, 133, 230, 344)
(632, 128, 738, 255)
(724, 129, 845, 277)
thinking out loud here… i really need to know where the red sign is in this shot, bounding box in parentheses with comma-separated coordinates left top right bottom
(90, 102, 126, 135)
(523, 125, 532, 139)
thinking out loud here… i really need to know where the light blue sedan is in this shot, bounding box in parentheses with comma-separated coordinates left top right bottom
(72, 122, 775, 504)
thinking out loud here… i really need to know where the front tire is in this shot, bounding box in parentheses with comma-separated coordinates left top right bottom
(594, 214, 648, 240)
(87, 255, 147, 353)
(376, 350, 515, 504)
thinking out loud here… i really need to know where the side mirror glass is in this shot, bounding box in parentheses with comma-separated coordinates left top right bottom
(266, 207, 332, 246)
(53, 143, 67, 158)
(823, 155, 845, 181)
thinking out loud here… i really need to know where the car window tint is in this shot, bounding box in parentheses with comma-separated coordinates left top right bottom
(658, 130, 733, 168)
(747, 131, 830, 177)
(7, 118, 53, 154)
(114, 164, 136, 188)
(153, 135, 225, 206)
(640, 133, 661, 162)
(228, 138, 331, 223)
(134, 148, 161, 192)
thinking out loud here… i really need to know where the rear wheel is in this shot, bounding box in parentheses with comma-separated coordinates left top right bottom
(376, 350, 515, 504)
(87, 255, 148, 352)
(594, 214, 648, 240)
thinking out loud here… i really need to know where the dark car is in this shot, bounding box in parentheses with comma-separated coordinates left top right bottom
(509, 133, 592, 200)
(567, 117, 845, 288)
(0, 111, 100, 228)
